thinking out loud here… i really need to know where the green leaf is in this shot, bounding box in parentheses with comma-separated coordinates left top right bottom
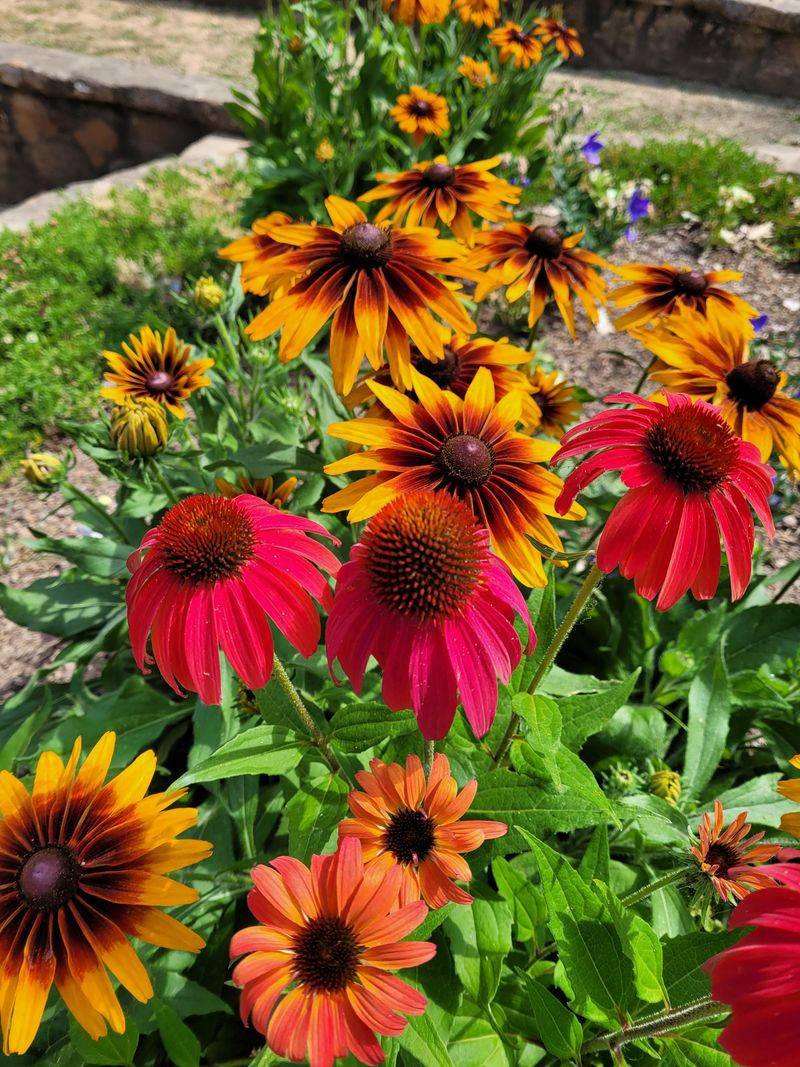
(651, 885, 695, 939)
(725, 603, 800, 672)
(0, 573, 121, 637)
(329, 703, 417, 753)
(558, 915, 632, 1020)
(594, 703, 667, 760)
(578, 825, 610, 886)
(550, 669, 640, 750)
(0, 689, 52, 771)
(515, 972, 583, 1059)
(514, 693, 562, 788)
(286, 772, 349, 862)
(397, 1012, 453, 1067)
(512, 575, 556, 691)
(683, 649, 731, 797)
(492, 857, 546, 941)
(25, 531, 129, 577)
(614, 795, 690, 847)
(444, 895, 512, 1007)
(596, 883, 665, 1004)
(662, 1028, 733, 1066)
(153, 999, 200, 1067)
(175, 724, 303, 786)
(448, 1001, 509, 1067)
(662, 931, 741, 1006)
(696, 773, 795, 828)
(69, 1021, 139, 1065)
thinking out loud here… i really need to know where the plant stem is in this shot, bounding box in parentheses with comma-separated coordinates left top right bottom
(63, 481, 129, 543)
(620, 867, 690, 907)
(492, 563, 604, 765)
(774, 566, 800, 603)
(271, 655, 340, 774)
(151, 463, 180, 506)
(582, 997, 728, 1055)
(214, 313, 240, 370)
(423, 738, 435, 775)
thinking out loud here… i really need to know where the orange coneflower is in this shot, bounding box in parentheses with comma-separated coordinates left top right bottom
(339, 754, 507, 907)
(346, 330, 533, 409)
(533, 16, 584, 59)
(102, 326, 213, 419)
(359, 155, 519, 245)
(641, 304, 800, 476)
(215, 472, 298, 507)
(218, 211, 297, 296)
(610, 262, 759, 332)
(454, 0, 499, 28)
(467, 223, 610, 338)
(691, 800, 780, 903)
(390, 86, 449, 145)
(243, 197, 475, 396)
(383, 0, 450, 24)
(0, 733, 209, 1054)
(230, 837, 435, 1067)
(458, 55, 496, 88)
(521, 366, 582, 437)
(489, 22, 543, 68)
(323, 366, 585, 587)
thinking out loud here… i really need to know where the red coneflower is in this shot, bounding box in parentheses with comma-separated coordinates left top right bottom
(126, 493, 340, 705)
(326, 491, 534, 740)
(691, 801, 780, 903)
(552, 392, 775, 610)
(0, 733, 209, 1054)
(230, 836, 435, 1067)
(704, 864, 800, 1067)
(339, 754, 507, 907)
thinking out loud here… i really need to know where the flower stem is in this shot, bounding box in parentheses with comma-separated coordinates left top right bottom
(62, 481, 129, 543)
(151, 463, 180, 506)
(271, 655, 340, 775)
(774, 565, 800, 603)
(214, 313, 240, 371)
(582, 997, 728, 1055)
(492, 563, 604, 765)
(423, 738, 435, 775)
(620, 867, 690, 907)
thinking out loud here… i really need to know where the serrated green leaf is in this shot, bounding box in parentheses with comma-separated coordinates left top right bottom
(329, 703, 417, 752)
(444, 896, 512, 1007)
(514, 972, 583, 1059)
(514, 692, 562, 787)
(397, 1012, 453, 1067)
(492, 857, 546, 941)
(662, 1028, 733, 1066)
(725, 603, 800, 672)
(683, 649, 731, 797)
(596, 883, 665, 1005)
(175, 724, 303, 786)
(550, 669, 640, 750)
(448, 1001, 508, 1067)
(69, 1020, 139, 1065)
(663, 931, 741, 1006)
(578, 824, 610, 886)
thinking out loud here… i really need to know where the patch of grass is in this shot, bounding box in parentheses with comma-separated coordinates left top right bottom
(604, 138, 800, 263)
(0, 165, 246, 473)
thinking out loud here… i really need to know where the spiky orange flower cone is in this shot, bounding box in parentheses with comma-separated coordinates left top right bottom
(0, 733, 209, 1054)
(339, 754, 507, 907)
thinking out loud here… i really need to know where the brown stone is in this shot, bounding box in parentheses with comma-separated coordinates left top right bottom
(27, 138, 92, 189)
(74, 117, 119, 168)
(126, 111, 202, 161)
(12, 90, 58, 141)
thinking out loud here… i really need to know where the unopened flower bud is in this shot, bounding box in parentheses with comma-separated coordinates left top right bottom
(110, 399, 169, 458)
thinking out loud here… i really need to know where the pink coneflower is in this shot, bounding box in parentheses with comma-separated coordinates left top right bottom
(552, 392, 775, 610)
(326, 490, 534, 740)
(126, 494, 340, 704)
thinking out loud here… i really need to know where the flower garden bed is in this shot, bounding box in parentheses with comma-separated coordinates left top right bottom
(2, 3, 800, 1067)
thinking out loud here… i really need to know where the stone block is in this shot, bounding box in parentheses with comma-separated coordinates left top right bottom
(12, 90, 58, 141)
(74, 116, 120, 168)
(27, 138, 91, 189)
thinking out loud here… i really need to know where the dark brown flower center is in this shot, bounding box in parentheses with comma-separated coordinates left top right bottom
(645, 406, 738, 494)
(146, 370, 174, 394)
(529, 389, 552, 420)
(362, 492, 483, 620)
(410, 99, 434, 117)
(524, 225, 563, 260)
(413, 346, 461, 391)
(340, 222, 393, 268)
(704, 842, 741, 877)
(423, 162, 455, 188)
(19, 846, 80, 910)
(675, 269, 708, 296)
(726, 360, 779, 411)
(384, 808, 436, 865)
(291, 916, 361, 992)
(511, 28, 531, 44)
(439, 433, 495, 486)
(158, 494, 256, 583)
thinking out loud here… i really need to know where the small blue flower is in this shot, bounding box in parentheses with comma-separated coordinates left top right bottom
(581, 132, 604, 166)
(627, 187, 651, 223)
(510, 176, 532, 187)
(751, 314, 769, 333)
(625, 225, 639, 243)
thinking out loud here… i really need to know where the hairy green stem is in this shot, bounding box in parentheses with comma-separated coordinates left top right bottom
(272, 655, 340, 774)
(620, 867, 690, 907)
(582, 997, 728, 1054)
(423, 738, 435, 775)
(63, 481, 129, 543)
(774, 566, 800, 603)
(492, 564, 604, 765)
(151, 463, 180, 506)
(214, 313, 240, 370)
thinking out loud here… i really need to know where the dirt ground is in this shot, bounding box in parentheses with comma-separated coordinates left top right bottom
(4, 0, 799, 149)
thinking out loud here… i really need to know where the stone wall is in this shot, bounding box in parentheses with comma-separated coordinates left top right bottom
(0, 44, 240, 205)
(561, 0, 800, 98)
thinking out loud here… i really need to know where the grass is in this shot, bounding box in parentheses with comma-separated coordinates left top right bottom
(603, 138, 800, 263)
(0, 165, 246, 474)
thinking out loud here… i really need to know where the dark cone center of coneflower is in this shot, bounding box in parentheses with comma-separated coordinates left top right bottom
(439, 433, 495, 486)
(158, 495, 256, 583)
(384, 808, 436, 865)
(413, 346, 461, 390)
(423, 162, 455, 188)
(20, 847, 80, 910)
(529, 389, 552, 420)
(524, 225, 563, 260)
(675, 269, 708, 296)
(362, 493, 483, 620)
(340, 223, 393, 268)
(146, 370, 174, 394)
(292, 916, 361, 992)
(645, 407, 738, 494)
(410, 99, 434, 118)
(704, 842, 741, 877)
(726, 360, 779, 411)
(511, 28, 531, 44)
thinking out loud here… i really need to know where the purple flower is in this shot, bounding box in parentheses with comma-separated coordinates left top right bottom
(510, 176, 532, 187)
(751, 314, 769, 333)
(581, 132, 604, 166)
(625, 225, 639, 243)
(627, 187, 651, 223)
